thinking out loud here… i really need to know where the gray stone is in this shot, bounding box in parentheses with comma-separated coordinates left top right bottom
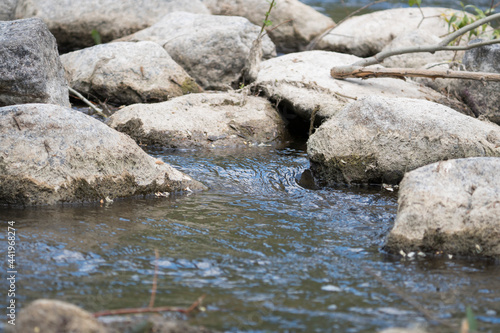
(14, 0, 210, 53)
(201, 0, 334, 53)
(14, 299, 107, 333)
(60, 42, 201, 106)
(0, 0, 17, 20)
(313, 7, 471, 57)
(117, 12, 276, 90)
(460, 41, 500, 124)
(385, 157, 500, 258)
(0, 104, 206, 206)
(381, 30, 458, 69)
(307, 96, 500, 185)
(0, 18, 70, 107)
(254, 51, 471, 125)
(108, 92, 287, 148)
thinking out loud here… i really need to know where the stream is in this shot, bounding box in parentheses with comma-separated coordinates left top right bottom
(1, 1, 500, 332)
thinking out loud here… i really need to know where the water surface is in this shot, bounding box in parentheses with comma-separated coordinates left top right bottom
(1, 145, 499, 332)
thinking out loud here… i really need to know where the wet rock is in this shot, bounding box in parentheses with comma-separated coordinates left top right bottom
(201, 0, 334, 53)
(0, 18, 70, 107)
(307, 96, 500, 185)
(108, 92, 287, 148)
(14, 299, 107, 333)
(117, 11, 276, 90)
(0, 104, 206, 206)
(381, 30, 458, 69)
(459, 41, 500, 124)
(313, 7, 467, 57)
(14, 0, 209, 53)
(60, 41, 201, 106)
(384, 157, 500, 258)
(0, 0, 17, 20)
(254, 51, 471, 125)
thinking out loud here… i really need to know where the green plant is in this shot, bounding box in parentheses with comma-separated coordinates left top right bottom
(442, 2, 500, 44)
(258, 0, 277, 39)
(91, 29, 102, 45)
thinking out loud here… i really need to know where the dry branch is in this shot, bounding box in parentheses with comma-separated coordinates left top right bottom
(331, 66, 500, 81)
(330, 13, 500, 81)
(93, 295, 206, 318)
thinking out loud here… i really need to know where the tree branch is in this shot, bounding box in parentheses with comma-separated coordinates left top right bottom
(330, 66, 500, 81)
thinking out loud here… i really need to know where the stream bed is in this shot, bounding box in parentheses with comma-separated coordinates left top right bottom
(1, 144, 499, 332)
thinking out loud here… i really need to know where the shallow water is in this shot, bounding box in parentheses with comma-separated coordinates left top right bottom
(1, 144, 499, 332)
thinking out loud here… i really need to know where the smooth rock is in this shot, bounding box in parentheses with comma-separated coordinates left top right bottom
(381, 30, 458, 68)
(460, 41, 500, 124)
(14, 0, 210, 53)
(307, 96, 500, 185)
(60, 41, 201, 105)
(255, 51, 471, 124)
(385, 157, 500, 258)
(14, 299, 107, 333)
(313, 7, 468, 57)
(108, 92, 287, 148)
(201, 0, 334, 53)
(0, 104, 206, 206)
(117, 11, 276, 90)
(0, 18, 70, 107)
(0, 0, 17, 20)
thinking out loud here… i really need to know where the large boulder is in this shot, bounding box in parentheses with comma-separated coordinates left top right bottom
(117, 12, 276, 90)
(459, 41, 500, 125)
(313, 7, 468, 57)
(201, 0, 334, 53)
(307, 96, 500, 185)
(0, 0, 17, 20)
(0, 104, 206, 205)
(108, 92, 287, 148)
(60, 41, 201, 106)
(14, 0, 210, 53)
(384, 157, 500, 258)
(254, 51, 471, 125)
(0, 18, 70, 108)
(14, 299, 107, 333)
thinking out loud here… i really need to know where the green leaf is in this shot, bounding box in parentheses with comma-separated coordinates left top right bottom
(466, 305, 478, 332)
(91, 29, 101, 45)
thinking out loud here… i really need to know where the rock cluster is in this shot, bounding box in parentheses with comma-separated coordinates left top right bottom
(1, 0, 499, 258)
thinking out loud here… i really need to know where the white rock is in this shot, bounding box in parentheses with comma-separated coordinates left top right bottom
(61, 41, 200, 105)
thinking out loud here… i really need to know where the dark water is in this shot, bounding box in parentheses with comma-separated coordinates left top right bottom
(1, 144, 499, 332)
(301, 0, 497, 21)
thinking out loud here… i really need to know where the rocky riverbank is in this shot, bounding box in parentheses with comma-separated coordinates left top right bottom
(1, 0, 500, 331)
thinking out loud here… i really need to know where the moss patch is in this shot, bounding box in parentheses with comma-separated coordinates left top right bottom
(180, 77, 202, 95)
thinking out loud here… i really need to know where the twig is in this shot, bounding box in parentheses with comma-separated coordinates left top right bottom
(148, 249, 159, 308)
(68, 87, 107, 118)
(261, 19, 293, 38)
(93, 295, 206, 318)
(331, 66, 500, 81)
(439, 12, 500, 47)
(306, 0, 387, 51)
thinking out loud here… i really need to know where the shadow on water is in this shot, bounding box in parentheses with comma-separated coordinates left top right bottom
(1, 143, 499, 332)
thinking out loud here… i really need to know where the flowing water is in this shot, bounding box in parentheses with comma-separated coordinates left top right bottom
(2, 1, 500, 332)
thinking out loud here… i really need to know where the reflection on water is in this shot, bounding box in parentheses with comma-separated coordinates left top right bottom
(1, 145, 499, 332)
